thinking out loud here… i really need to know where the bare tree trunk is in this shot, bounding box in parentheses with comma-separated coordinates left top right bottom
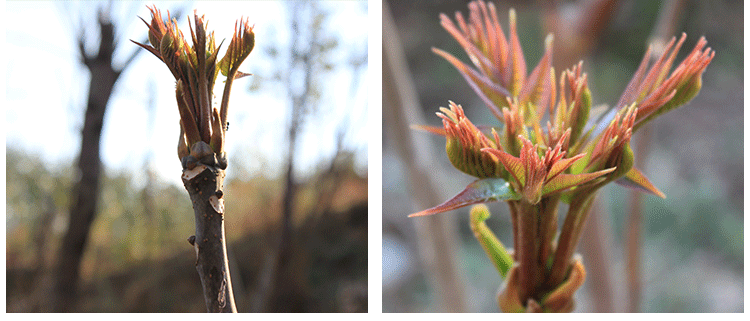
(255, 1, 320, 312)
(53, 11, 122, 312)
(31, 196, 57, 312)
(52, 6, 145, 312)
(266, 120, 302, 312)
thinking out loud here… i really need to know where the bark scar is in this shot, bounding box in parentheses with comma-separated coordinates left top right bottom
(192, 242, 200, 266)
(218, 276, 227, 308)
(182, 164, 209, 181)
(209, 194, 225, 215)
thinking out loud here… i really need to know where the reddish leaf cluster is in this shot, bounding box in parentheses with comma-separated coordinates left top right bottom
(133, 6, 254, 162)
(414, 0, 713, 213)
(410, 0, 713, 312)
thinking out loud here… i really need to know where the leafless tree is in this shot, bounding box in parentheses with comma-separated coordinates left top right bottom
(251, 1, 342, 312)
(52, 5, 143, 312)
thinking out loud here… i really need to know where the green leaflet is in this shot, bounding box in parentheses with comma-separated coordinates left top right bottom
(409, 178, 521, 217)
(218, 52, 232, 77)
(218, 26, 255, 79)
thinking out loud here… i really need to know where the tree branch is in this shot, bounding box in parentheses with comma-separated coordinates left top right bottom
(182, 163, 237, 312)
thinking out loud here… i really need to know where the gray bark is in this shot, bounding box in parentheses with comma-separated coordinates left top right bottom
(182, 163, 237, 312)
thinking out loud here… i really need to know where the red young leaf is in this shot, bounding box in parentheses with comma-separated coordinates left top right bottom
(409, 178, 520, 217)
(615, 167, 666, 198)
(410, 124, 446, 136)
(542, 167, 615, 196)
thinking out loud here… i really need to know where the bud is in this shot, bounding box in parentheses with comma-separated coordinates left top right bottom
(210, 107, 224, 154)
(218, 18, 255, 78)
(159, 31, 174, 57)
(587, 103, 636, 174)
(146, 6, 167, 49)
(439, 102, 505, 179)
(175, 80, 201, 147)
(614, 34, 714, 132)
(216, 152, 228, 170)
(540, 257, 586, 312)
(159, 31, 181, 77)
(634, 67, 705, 132)
(497, 265, 525, 313)
(483, 133, 614, 204)
(605, 141, 634, 183)
(177, 124, 189, 161)
(569, 78, 591, 147)
(192, 12, 207, 53)
(190, 141, 213, 160)
(551, 62, 590, 147)
(501, 99, 526, 156)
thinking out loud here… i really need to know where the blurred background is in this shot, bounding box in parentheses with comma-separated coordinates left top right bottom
(6, 0, 367, 312)
(383, 0, 742, 313)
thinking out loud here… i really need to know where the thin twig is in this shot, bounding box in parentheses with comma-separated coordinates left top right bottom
(53, 9, 128, 312)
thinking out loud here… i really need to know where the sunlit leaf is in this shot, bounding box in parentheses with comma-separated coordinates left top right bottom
(408, 178, 520, 217)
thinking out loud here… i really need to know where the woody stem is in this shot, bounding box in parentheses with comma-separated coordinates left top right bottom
(183, 164, 237, 312)
(514, 200, 540, 302)
(537, 195, 560, 280)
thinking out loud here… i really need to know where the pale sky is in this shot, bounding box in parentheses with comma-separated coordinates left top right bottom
(5, 0, 368, 187)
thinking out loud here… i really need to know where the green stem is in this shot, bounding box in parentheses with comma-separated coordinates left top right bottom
(469, 205, 513, 278)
